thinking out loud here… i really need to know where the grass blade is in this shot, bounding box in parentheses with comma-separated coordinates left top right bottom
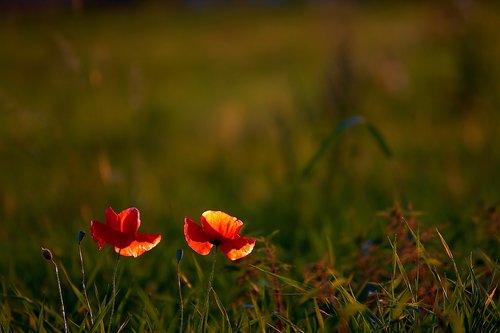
(301, 115, 365, 178)
(301, 115, 393, 179)
(250, 264, 307, 292)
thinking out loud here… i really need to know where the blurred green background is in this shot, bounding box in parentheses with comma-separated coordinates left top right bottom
(0, 1, 499, 299)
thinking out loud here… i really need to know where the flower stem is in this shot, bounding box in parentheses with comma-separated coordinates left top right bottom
(79, 243, 94, 325)
(198, 248, 217, 333)
(108, 251, 120, 333)
(52, 258, 69, 333)
(177, 261, 184, 333)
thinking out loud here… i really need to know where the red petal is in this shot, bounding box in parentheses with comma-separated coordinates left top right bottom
(184, 217, 213, 256)
(115, 234, 161, 257)
(219, 236, 256, 261)
(91, 221, 133, 249)
(201, 211, 243, 241)
(136, 233, 162, 244)
(105, 207, 119, 230)
(117, 207, 140, 236)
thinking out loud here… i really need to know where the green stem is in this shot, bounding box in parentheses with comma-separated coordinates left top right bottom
(79, 243, 94, 325)
(177, 262, 184, 333)
(52, 259, 68, 333)
(108, 250, 121, 333)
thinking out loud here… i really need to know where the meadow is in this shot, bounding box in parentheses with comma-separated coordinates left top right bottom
(0, 2, 499, 331)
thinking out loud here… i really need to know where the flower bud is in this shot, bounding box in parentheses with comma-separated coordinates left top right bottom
(41, 247, 53, 261)
(78, 230, 86, 244)
(176, 248, 184, 263)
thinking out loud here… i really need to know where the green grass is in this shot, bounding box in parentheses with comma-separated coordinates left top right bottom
(0, 2, 499, 331)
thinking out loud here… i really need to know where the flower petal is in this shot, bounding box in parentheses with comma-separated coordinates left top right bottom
(219, 236, 256, 261)
(201, 210, 243, 241)
(115, 233, 161, 257)
(117, 207, 140, 236)
(91, 220, 133, 249)
(105, 207, 119, 230)
(184, 217, 213, 256)
(136, 233, 162, 244)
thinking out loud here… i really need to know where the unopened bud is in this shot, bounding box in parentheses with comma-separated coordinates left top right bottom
(78, 230, 86, 244)
(176, 248, 183, 263)
(41, 247, 53, 261)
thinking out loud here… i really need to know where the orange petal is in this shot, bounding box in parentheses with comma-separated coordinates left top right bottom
(91, 220, 133, 249)
(117, 207, 140, 236)
(105, 207, 119, 230)
(184, 217, 213, 256)
(115, 234, 161, 257)
(219, 236, 256, 261)
(201, 210, 243, 241)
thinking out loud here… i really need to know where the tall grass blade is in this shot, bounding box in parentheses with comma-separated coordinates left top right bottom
(436, 228, 463, 287)
(250, 264, 307, 292)
(313, 297, 324, 330)
(108, 252, 121, 333)
(116, 318, 130, 333)
(211, 288, 232, 333)
(89, 296, 113, 333)
(301, 115, 365, 179)
(60, 264, 88, 310)
(301, 116, 393, 179)
(485, 286, 496, 308)
(136, 288, 163, 332)
(365, 123, 393, 158)
(36, 302, 45, 332)
(302, 116, 365, 178)
(250, 294, 266, 333)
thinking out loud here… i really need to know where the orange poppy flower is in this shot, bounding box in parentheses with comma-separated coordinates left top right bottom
(91, 207, 161, 257)
(184, 210, 256, 261)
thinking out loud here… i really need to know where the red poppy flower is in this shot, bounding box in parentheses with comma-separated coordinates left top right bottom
(184, 210, 256, 261)
(91, 207, 161, 257)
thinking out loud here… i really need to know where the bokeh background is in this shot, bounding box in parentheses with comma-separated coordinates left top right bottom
(1, 0, 499, 300)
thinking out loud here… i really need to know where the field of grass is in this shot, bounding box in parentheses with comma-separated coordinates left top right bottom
(0, 2, 499, 332)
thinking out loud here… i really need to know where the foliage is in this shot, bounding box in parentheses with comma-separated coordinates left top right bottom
(0, 2, 499, 331)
